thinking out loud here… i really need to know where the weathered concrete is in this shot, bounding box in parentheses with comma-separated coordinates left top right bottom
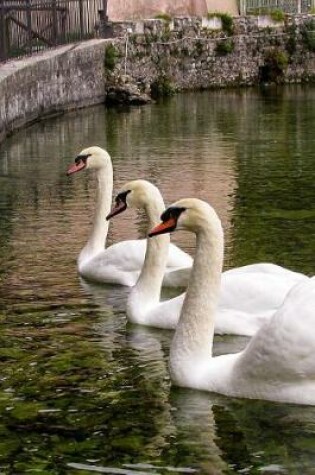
(0, 40, 108, 143)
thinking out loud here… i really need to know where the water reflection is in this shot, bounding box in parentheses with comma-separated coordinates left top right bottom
(0, 87, 314, 473)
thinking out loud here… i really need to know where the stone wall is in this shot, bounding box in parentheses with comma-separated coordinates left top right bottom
(1, 15, 315, 144)
(0, 40, 108, 143)
(105, 14, 315, 93)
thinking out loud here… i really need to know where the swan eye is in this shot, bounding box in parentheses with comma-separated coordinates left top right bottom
(115, 190, 131, 205)
(161, 206, 186, 223)
(75, 154, 91, 165)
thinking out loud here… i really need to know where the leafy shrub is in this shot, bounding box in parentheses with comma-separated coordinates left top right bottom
(215, 39, 234, 56)
(207, 12, 234, 35)
(301, 19, 315, 52)
(155, 13, 172, 22)
(220, 13, 234, 35)
(286, 25, 297, 56)
(259, 49, 288, 83)
(270, 9, 285, 22)
(104, 44, 118, 71)
(195, 40, 204, 56)
(248, 7, 284, 20)
(151, 75, 176, 98)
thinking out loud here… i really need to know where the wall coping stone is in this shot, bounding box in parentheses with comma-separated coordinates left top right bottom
(0, 39, 109, 144)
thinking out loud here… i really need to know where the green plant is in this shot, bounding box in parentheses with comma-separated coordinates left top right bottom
(134, 50, 146, 60)
(286, 25, 297, 56)
(104, 44, 118, 71)
(215, 39, 234, 56)
(270, 9, 285, 22)
(259, 48, 288, 83)
(145, 33, 158, 44)
(301, 19, 315, 52)
(155, 13, 172, 22)
(247, 7, 284, 20)
(160, 28, 171, 42)
(195, 39, 204, 56)
(220, 13, 234, 35)
(207, 12, 234, 35)
(150, 75, 176, 98)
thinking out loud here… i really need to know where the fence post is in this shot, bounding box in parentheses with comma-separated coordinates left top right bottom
(99, 0, 112, 38)
(103, 0, 108, 21)
(26, 0, 32, 54)
(239, 0, 246, 16)
(0, 0, 6, 61)
(79, 0, 84, 38)
(52, 0, 58, 45)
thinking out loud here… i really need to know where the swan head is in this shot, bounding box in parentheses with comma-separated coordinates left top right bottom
(148, 198, 222, 237)
(106, 180, 162, 220)
(67, 146, 111, 175)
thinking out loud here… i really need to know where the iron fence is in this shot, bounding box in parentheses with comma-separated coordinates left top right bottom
(1, 1, 315, 63)
(241, 0, 315, 14)
(0, 0, 108, 62)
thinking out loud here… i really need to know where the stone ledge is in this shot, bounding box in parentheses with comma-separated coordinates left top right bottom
(0, 40, 109, 144)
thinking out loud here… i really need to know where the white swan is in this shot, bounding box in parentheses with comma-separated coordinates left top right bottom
(149, 198, 315, 405)
(66, 146, 192, 286)
(107, 180, 306, 336)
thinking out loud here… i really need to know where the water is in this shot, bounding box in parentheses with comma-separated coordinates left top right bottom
(0, 86, 314, 474)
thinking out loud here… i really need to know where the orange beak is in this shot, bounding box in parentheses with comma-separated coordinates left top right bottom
(148, 217, 177, 237)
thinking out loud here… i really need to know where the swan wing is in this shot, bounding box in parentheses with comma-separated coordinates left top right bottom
(162, 266, 192, 288)
(219, 270, 308, 314)
(167, 243, 193, 268)
(144, 293, 185, 329)
(162, 244, 192, 287)
(214, 308, 273, 336)
(80, 240, 192, 287)
(231, 277, 315, 403)
(79, 240, 147, 286)
(223, 263, 305, 278)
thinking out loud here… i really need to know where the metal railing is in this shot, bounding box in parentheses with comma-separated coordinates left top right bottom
(240, 0, 315, 14)
(1, 1, 315, 63)
(0, 0, 108, 62)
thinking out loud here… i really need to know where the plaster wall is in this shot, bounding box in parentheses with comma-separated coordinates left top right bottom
(107, 0, 239, 20)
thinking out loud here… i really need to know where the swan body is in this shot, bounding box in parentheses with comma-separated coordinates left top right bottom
(149, 198, 315, 405)
(108, 180, 306, 336)
(67, 147, 192, 287)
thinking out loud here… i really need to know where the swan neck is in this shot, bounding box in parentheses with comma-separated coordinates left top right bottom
(128, 193, 168, 317)
(80, 164, 113, 264)
(170, 222, 224, 371)
(145, 198, 165, 229)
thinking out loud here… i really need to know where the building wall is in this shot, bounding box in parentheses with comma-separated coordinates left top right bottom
(205, 0, 239, 15)
(107, 0, 239, 21)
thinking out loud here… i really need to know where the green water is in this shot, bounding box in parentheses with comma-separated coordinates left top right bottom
(0, 86, 314, 474)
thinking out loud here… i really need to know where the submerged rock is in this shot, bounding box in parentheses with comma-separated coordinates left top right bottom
(105, 82, 152, 105)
